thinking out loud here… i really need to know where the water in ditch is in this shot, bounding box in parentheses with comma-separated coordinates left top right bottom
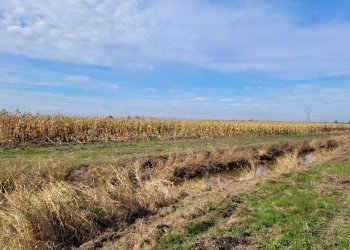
(204, 153, 315, 187)
(298, 153, 315, 164)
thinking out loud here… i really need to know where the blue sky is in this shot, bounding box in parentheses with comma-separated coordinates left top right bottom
(1, 0, 350, 121)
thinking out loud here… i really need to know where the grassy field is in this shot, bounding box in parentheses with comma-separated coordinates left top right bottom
(0, 132, 342, 165)
(0, 127, 349, 249)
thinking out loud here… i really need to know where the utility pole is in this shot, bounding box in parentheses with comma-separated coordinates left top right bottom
(305, 108, 311, 122)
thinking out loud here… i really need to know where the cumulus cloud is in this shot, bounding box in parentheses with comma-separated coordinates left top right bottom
(1, 1, 350, 121)
(1, 0, 350, 77)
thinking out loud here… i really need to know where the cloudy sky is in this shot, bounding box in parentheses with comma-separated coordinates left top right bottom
(1, 0, 350, 121)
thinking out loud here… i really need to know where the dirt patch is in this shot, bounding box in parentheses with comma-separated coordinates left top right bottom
(172, 165, 208, 180)
(216, 196, 242, 218)
(326, 175, 350, 185)
(259, 145, 288, 161)
(227, 204, 255, 227)
(198, 236, 250, 249)
(65, 164, 91, 181)
(155, 224, 172, 239)
(319, 139, 339, 150)
(76, 226, 127, 250)
(172, 159, 250, 182)
(142, 155, 169, 169)
(340, 179, 350, 185)
(298, 143, 316, 154)
(183, 207, 208, 220)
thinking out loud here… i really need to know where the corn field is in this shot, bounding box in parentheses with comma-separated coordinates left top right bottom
(1, 112, 350, 145)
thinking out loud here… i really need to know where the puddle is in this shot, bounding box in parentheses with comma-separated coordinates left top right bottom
(205, 176, 228, 186)
(204, 169, 240, 186)
(204, 165, 271, 186)
(203, 153, 316, 187)
(255, 165, 270, 175)
(298, 153, 315, 164)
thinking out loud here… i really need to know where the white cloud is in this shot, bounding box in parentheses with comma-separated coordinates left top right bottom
(1, 82, 350, 121)
(0, 66, 119, 90)
(34, 81, 62, 87)
(229, 103, 248, 106)
(67, 75, 91, 82)
(1, 0, 350, 77)
(193, 96, 207, 101)
(143, 88, 157, 92)
(0, 70, 22, 83)
(6, 25, 21, 32)
(219, 98, 234, 102)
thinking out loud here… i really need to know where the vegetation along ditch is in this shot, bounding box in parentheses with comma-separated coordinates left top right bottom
(0, 136, 348, 249)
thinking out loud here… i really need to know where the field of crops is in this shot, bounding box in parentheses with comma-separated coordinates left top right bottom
(1, 112, 350, 145)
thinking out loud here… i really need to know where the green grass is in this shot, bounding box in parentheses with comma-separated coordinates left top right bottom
(154, 219, 217, 250)
(185, 219, 216, 235)
(0, 132, 342, 168)
(155, 151, 350, 249)
(155, 233, 188, 250)
(243, 181, 339, 249)
(322, 156, 350, 177)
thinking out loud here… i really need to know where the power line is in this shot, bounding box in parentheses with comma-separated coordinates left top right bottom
(305, 108, 312, 122)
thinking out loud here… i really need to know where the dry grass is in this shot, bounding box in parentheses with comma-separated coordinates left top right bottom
(0, 182, 106, 249)
(274, 151, 300, 170)
(0, 162, 177, 249)
(0, 156, 71, 197)
(1, 112, 350, 146)
(0, 136, 349, 249)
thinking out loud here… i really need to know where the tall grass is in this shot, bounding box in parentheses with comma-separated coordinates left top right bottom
(0, 163, 176, 249)
(1, 112, 350, 145)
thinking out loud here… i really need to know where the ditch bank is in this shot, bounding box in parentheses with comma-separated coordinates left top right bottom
(74, 136, 347, 250)
(166, 138, 340, 183)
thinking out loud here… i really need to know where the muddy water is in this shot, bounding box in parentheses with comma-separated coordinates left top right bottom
(204, 153, 315, 187)
(204, 165, 272, 187)
(255, 165, 271, 175)
(298, 153, 315, 164)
